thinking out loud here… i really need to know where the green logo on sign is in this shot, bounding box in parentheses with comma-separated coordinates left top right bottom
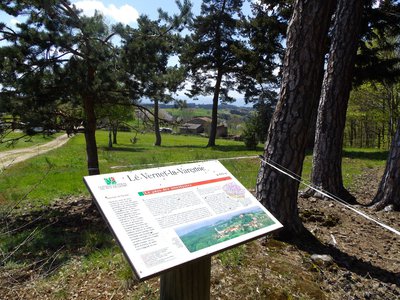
(104, 177, 116, 185)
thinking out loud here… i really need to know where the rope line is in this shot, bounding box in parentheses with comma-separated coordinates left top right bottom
(110, 155, 259, 169)
(258, 155, 400, 237)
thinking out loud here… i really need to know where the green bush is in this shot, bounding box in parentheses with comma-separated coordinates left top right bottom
(242, 121, 259, 150)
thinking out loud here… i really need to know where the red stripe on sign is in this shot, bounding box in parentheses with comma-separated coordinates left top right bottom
(142, 176, 232, 195)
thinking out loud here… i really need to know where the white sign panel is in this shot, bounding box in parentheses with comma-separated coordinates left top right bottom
(84, 160, 282, 280)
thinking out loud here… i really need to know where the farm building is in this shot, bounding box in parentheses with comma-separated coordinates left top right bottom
(178, 117, 228, 137)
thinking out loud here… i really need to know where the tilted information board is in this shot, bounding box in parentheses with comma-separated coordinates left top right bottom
(84, 160, 282, 280)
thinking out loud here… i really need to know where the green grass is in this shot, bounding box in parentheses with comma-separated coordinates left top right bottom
(0, 132, 61, 152)
(164, 107, 213, 119)
(0, 130, 387, 207)
(0, 131, 264, 206)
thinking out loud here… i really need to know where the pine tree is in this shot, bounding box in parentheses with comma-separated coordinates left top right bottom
(181, 0, 244, 147)
(256, 0, 336, 238)
(0, 1, 126, 175)
(304, 0, 364, 204)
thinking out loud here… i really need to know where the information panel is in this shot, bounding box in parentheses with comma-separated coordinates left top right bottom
(84, 160, 282, 280)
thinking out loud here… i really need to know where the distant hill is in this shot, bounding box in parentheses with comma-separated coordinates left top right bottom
(143, 103, 253, 111)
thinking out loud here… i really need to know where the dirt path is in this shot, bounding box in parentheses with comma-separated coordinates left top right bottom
(0, 134, 70, 169)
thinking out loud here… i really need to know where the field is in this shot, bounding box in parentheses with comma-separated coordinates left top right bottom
(0, 130, 386, 207)
(0, 131, 264, 206)
(1, 130, 399, 299)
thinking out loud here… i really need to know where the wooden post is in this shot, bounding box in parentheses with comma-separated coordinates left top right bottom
(160, 256, 211, 300)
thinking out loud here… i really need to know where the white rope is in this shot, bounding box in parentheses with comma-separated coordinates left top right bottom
(258, 155, 400, 237)
(110, 155, 259, 169)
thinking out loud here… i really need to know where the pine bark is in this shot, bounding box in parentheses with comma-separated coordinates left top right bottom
(207, 70, 223, 147)
(154, 99, 162, 146)
(83, 66, 100, 176)
(108, 128, 113, 148)
(307, 0, 363, 203)
(256, 0, 336, 238)
(370, 118, 400, 210)
(112, 126, 117, 144)
(83, 94, 100, 175)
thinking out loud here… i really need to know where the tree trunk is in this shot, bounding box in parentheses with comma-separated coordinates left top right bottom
(113, 125, 118, 144)
(83, 65, 100, 176)
(207, 69, 223, 147)
(206, 0, 226, 148)
(108, 127, 112, 148)
(154, 99, 162, 146)
(350, 120, 355, 147)
(83, 94, 100, 176)
(306, 0, 363, 204)
(370, 118, 400, 211)
(256, 0, 336, 238)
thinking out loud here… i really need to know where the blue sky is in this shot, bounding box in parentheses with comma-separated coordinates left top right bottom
(0, 1, 254, 106)
(0, 1, 202, 27)
(71, 0, 202, 25)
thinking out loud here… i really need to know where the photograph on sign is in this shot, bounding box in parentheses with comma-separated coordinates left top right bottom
(175, 206, 276, 253)
(83, 160, 282, 280)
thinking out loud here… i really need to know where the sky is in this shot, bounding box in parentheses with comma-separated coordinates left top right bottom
(0, 1, 254, 106)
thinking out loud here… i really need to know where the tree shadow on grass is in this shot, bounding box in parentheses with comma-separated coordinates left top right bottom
(342, 150, 389, 161)
(286, 229, 399, 286)
(160, 144, 207, 149)
(0, 198, 114, 282)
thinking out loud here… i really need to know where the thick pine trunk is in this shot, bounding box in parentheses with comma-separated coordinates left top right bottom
(370, 119, 400, 210)
(207, 70, 223, 147)
(154, 99, 162, 146)
(256, 0, 336, 238)
(306, 0, 363, 204)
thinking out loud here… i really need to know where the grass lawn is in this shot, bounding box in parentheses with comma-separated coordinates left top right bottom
(0, 130, 387, 207)
(0, 131, 264, 206)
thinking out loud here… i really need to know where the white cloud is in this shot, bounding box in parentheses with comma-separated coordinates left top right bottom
(10, 18, 19, 26)
(73, 1, 139, 24)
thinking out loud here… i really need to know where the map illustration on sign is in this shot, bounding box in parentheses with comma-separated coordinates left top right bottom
(84, 160, 282, 280)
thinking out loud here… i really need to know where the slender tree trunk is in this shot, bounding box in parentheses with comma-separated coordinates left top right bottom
(350, 120, 355, 147)
(154, 99, 162, 146)
(81, 64, 100, 175)
(378, 131, 381, 149)
(207, 0, 226, 148)
(83, 94, 100, 175)
(108, 127, 113, 148)
(113, 125, 118, 144)
(306, 0, 363, 203)
(370, 118, 400, 210)
(207, 70, 223, 147)
(256, 0, 336, 238)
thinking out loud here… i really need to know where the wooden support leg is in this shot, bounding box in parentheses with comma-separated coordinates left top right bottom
(160, 256, 211, 300)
